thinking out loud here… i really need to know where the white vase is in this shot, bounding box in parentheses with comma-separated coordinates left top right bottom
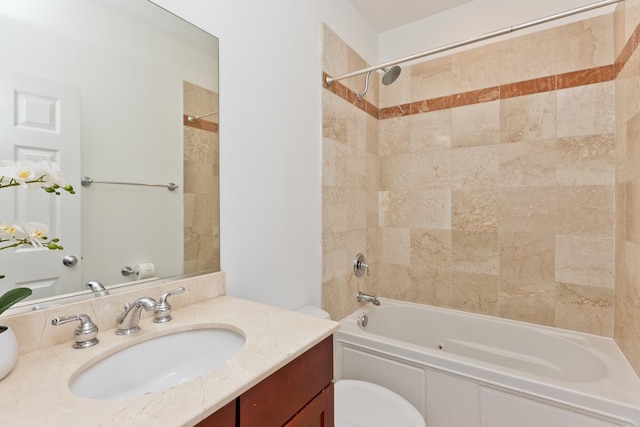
(0, 326, 18, 380)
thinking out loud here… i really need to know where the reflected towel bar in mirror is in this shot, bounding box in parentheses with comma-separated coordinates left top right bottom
(81, 176, 179, 191)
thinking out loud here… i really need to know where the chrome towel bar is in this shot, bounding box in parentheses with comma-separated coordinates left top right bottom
(81, 176, 178, 191)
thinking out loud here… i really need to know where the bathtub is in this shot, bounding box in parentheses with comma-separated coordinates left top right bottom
(334, 298, 640, 427)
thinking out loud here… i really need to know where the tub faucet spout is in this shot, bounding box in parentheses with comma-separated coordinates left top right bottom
(356, 291, 380, 306)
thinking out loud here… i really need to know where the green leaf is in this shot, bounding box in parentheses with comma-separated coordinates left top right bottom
(0, 288, 32, 316)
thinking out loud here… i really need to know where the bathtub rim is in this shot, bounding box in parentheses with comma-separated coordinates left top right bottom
(336, 298, 640, 421)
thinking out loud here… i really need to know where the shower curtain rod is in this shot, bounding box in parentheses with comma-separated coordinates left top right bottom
(325, 0, 623, 86)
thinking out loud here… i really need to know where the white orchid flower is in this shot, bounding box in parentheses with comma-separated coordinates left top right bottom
(0, 159, 39, 185)
(35, 160, 66, 187)
(0, 223, 19, 241)
(13, 222, 50, 247)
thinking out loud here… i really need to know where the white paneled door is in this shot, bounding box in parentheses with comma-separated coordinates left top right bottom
(0, 68, 81, 300)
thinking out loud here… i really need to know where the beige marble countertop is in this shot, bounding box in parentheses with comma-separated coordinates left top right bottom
(0, 295, 339, 426)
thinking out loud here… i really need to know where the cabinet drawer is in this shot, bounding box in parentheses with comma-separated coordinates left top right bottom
(239, 336, 333, 427)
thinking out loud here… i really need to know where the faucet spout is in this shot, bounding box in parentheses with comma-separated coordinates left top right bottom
(116, 297, 157, 335)
(356, 291, 380, 306)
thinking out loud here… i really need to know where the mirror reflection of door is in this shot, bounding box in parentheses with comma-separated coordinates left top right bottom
(0, 68, 82, 299)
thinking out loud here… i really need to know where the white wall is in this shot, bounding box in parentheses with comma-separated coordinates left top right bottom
(378, 0, 617, 63)
(151, 0, 377, 309)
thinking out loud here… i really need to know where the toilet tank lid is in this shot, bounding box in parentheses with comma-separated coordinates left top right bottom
(295, 305, 331, 319)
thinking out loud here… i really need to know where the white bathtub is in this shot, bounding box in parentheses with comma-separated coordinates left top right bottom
(334, 298, 640, 427)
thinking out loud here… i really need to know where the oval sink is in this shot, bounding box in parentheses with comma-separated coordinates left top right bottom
(70, 327, 245, 399)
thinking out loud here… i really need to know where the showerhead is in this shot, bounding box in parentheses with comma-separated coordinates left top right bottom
(382, 66, 401, 85)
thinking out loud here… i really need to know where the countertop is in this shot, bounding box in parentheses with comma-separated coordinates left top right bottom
(0, 295, 339, 426)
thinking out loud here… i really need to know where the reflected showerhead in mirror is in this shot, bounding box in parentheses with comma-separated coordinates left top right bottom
(187, 111, 218, 123)
(382, 66, 401, 85)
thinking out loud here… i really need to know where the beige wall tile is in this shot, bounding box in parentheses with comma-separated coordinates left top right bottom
(495, 27, 558, 85)
(556, 186, 614, 235)
(380, 153, 413, 190)
(555, 283, 614, 336)
(627, 110, 640, 182)
(345, 145, 367, 189)
(556, 133, 615, 186)
(621, 51, 640, 124)
(498, 294, 555, 326)
(346, 107, 368, 152)
(500, 92, 556, 143)
(451, 231, 499, 275)
(322, 137, 347, 188)
(450, 145, 499, 188)
(323, 93, 348, 142)
(379, 115, 412, 156)
(410, 266, 452, 307)
(410, 110, 452, 152)
(410, 229, 452, 269)
(555, 15, 614, 74)
(498, 187, 556, 233)
(412, 150, 451, 189)
(627, 180, 640, 244)
(499, 232, 555, 289)
(380, 227, 411, 265)
(450, 271, 499, 315)
(499, 140, 557, 187)
(451, 188, 498, 232)
(556, 234, 614, 288)
(451, 42, 502, 93)
(323, 186, 347, 234)
(452, 101, 500, 148)
(556, 82, 615, 138)
(321, 24, 348, 80)
(410, 56, 453, 101)
(408, 189, 452, 229)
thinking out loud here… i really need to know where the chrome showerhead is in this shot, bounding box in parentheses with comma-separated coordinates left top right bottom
(382, 66, 401, 85)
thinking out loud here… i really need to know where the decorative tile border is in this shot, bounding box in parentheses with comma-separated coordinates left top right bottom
(183, 114, 219, 133)
(323, 20, 640, 121)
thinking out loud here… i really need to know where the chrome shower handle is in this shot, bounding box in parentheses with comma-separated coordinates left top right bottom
(354, 253, 370, 277)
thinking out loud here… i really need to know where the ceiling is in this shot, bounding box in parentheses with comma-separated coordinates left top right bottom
(349, 0, 476, 32)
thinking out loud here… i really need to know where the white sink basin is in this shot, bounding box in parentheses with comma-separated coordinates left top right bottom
(70, 327, 245, 399)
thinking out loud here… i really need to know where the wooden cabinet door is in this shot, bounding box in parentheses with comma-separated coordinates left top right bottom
(239, 336, 333, 427)
(283, 382, 334, 427)
(196, 399, 236, 427)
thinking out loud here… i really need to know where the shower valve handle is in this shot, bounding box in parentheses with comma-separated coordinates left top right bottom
(354, 253, 370, 277)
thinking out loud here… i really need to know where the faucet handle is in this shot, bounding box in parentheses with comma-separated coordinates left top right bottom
(154, 287, 185, 323)
(354, 253, 370, 277)
(51, 314, 99, 349)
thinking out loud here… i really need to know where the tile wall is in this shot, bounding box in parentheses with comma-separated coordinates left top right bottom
(614, 0, 640, 373)
(322, 3, 640, 372)
(183, 81, 220, 273)
(375, 14, 615, 336)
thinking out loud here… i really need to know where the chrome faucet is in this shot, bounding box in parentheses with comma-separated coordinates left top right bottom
(85, 280, 109, 297)
(356, 291, 380, 306)
(116, 297, 157, 335)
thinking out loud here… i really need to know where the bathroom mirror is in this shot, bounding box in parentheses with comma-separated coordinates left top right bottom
(0, 0, 219, 307)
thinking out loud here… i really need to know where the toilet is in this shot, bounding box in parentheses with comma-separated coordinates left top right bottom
(335, 379, 426, 427)
(295, 306, 426, 427)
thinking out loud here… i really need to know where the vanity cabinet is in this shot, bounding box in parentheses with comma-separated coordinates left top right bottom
(197, 335, 334, 427)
